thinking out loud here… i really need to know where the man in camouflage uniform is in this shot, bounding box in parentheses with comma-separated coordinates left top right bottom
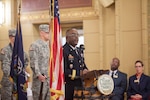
(0, 29, 29, 100)
(29, 24, 50, 100)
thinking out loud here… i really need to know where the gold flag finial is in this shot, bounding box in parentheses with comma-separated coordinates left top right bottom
(17, 0, 21, 18)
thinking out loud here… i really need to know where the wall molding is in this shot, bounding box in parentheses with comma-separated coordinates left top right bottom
(21, 7, 99, 23)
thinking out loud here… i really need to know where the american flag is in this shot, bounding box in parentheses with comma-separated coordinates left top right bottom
(49, 0, 65, 100)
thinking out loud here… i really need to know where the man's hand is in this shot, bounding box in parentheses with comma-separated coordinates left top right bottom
(38, 75, 46, 82)
(82, 69, 89, 75)
(130, 94, 142, 100)
(135, 94, 142, 98)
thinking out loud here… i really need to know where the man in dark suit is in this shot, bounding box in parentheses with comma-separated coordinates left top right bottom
(63, 28, 88, 100)
(108, 57, 127, 100)
(127, 60, 150, 100)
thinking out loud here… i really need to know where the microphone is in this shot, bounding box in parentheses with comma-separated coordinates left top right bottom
(94, 70, 98, 80)
(79, 44, 85, 52)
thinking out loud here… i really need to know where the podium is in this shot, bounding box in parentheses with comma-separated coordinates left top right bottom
(73, 70, 110, 100)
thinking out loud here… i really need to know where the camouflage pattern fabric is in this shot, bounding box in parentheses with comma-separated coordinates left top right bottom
(29, 39, 50, 100)
(0, 43, 29, 100)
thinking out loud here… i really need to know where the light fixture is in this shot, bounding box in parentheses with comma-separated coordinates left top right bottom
(0, 1, 4, 25)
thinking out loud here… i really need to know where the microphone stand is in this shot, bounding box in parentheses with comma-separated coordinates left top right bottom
(74, 48, 86, 100)
(80, 65, 85, 100)
(80, 50, 85, 100)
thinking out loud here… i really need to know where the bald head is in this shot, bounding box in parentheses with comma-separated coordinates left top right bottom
(111, 57, 120, 71)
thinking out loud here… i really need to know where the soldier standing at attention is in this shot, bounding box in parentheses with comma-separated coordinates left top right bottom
(0, 29, 29, 100)
(29, 24, 50, 100)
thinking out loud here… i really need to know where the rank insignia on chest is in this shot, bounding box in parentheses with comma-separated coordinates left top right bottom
(70, 64, 73, 69)
(81, 53, 84, 57)
(68, 54, 74, 61)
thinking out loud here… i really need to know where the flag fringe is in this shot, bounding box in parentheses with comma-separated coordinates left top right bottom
(50, 88, 64, 100)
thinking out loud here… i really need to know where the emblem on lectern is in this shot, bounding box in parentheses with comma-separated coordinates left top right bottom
(97, 74, 114, 95)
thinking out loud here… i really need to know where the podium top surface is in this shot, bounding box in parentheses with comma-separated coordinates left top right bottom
(82, 70, 109, 79)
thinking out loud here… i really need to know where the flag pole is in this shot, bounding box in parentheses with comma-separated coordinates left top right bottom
(49, 0, 52, 45)
(48, 0, 53, 88)
(49, 0, 65, 99)
(49, 0, 54, 45)
(17, 0, 21, 36)
(49, 0, 54, 84)
(11, 0, 27, 99)
(49, 0, 55, 98)
(12, 0, 21, 99)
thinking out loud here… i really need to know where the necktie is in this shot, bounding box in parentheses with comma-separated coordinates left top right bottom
(111, 71, 114, 78)
(75, 49, 79, 55)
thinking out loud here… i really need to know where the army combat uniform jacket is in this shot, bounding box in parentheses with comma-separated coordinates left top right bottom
(0, 43, 29, 100)
(29, 39, 50, 100)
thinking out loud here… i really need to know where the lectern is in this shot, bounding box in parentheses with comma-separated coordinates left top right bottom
(73, 70, 113, 100)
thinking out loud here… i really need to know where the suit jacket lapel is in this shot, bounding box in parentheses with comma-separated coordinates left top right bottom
(139, 74, 144, 90)
(139, 73, 144, 83)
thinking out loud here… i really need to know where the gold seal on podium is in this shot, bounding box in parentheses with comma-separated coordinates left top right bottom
(97, 74, 114, 95)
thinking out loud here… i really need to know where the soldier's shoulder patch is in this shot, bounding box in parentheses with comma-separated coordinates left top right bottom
(29, 46, 33, 51)
(0, 49, 5, 54)
(29, 44, 35, 51)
